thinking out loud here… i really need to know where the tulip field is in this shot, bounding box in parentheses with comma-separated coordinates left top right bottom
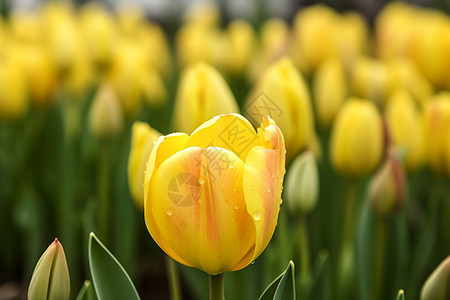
(1, 1, 450, 300)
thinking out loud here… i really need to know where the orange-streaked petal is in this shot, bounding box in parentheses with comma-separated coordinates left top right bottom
(244, 116, 285, 261)
(145, 146, 256, 274)
(185, 113, 265, 161)
(144, 133, 189, 211)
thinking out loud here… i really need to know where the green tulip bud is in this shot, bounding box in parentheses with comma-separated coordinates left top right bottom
(285, 151, 319, 214)
(420, 256, 450, 300)
(28, 239, 70, 300)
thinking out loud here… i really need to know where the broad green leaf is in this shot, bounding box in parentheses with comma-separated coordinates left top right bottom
(88, 233, 140, 300)
(76, 280, 97, 300)
(396, 289, 405, 300)
(259, 260, 295, 300)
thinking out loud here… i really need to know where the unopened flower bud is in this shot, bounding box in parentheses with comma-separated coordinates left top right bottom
(369, 149, 406, 217)
(28, 239, 70, 300)
(420, 256, 450, 300)
(285, 151, 319, 214)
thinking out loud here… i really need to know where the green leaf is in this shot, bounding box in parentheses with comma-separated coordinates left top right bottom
(88, 232, 140, 300)
(259, 260, 295, 300)
(76, 280, 97, 300)
(396, 289, 405, 300)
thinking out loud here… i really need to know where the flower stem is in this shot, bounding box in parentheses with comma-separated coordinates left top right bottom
(209, 273, 224, 300)
(98, 142, 110, 243)
(298, 215, 311, 282)
(373, 218, 387, 300)
(165, 256, 182, 300)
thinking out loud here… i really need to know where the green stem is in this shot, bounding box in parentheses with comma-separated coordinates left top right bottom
(165, 256, 182, 300)
(298, 215, 311, 282)
(209, 273, 224, 300)
(373, 218, 387, 300)
(98, 142, 110, 243)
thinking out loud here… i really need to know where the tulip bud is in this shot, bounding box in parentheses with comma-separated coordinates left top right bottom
(88, 84, 123, 140)
(330, 98, 383, 177)
(336, 12, 368, 68)
(285, 151, 319, 215)
(313, 58, 347, 128)
(420, 256, 450, 300)
(0, 56, 28, 122)
(172, 62, 239, 133)
(423, 93, 450, 175)
(28, 239, 70, 300)
(223, 20, 255, 75)
(245, 57, 314, 161)
(385, 90, 425, 171)
(369, 149, 406, 217)
(128, 121, 161, 210)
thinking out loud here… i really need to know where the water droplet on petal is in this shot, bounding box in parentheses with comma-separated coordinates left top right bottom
(267, 187, 271, 193)
(145, 162, 148, 166)
(232, 187, 237, 192)
(279, 199, 283, 205)
(250, 261, 255, 265)
(166, 208, 173, 216)
(234, 204, 239, 210)
(229, 162, 234, 169)
(250, 185, 255, 190)
(253, 211, 261, 221)
(198, 176, 205, 184)
(141, 184, 144, 188)
(271, 173, 275, 178)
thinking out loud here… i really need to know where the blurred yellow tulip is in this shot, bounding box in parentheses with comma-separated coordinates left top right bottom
(117, 7, 145, 37)
(9, 12, 43, 43)
(330, 98, 383, 176)
(0, 56, 28, 122)
(223, 20, 255, 75)
(336, 12, 369, 68)
(143, 114, 285, 275)
(80, 3, 118, 70)
(313, 58, 347, 128)
(28, 239, 70, 300)
(172, 62, 239, 134)
(183, 2, 221, 28)
(128, 121, 162, 209)
(88, 84, 123, 140)
(423, 93, 450, 175)
(385, 90, 425, 171)
(245, 57, 314, 160)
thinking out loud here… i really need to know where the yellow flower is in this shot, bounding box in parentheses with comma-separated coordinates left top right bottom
(423, 93, 450, 175)
(330, 98, 383, 176)
(313, 58, 347, 128)
(143, 114, 286, 275)
(28, 239, 70, 300)
(9, 12, 43, 43)
(172, 63, 239, 134)
(128, 121, 162, 210)
(245, 57, 314, 160)
(223, 20, 255, 76)
(385, 90, 425, 171)
(336, 12, 368, 67)
(0, 56, 28, 122)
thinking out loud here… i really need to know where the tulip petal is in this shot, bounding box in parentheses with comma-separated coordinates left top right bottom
(145, 146, 256, 274)
(185, 113, 265, 161)
(244, 116, 285, 261)
(144, 133, 189, 210)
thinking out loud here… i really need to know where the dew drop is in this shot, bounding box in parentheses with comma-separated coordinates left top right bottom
(228, 162, 234, 169)
(143, 170, 146, 174)
(198, 176, 205, 184)
(279, 199, 283, 205)
(141, 184, 144, 188)
(234, 204, 239, 210)
(153, 140, 157, 145)
(198, 199, 203, 204)
(250, 261, 255, 265)
(253, 211, 261, 221)
(271, 173, 275, 179)
(166, 208, 173, 216)
(145, 162, 148, 166)
(232, 187, 237, 192)
(250, 185, 255, 190)
(266, 187, 271, 193)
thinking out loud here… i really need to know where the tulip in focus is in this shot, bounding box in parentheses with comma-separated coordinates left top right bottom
(313, 58, 347, 128)
(128, 121, 162, 209)
(245, 57, 314, 160)
(285, 151, 319, 215)
(172, 63, 239, 134)
(143, 114, 285, 275)
(423, 93, 450, 175)
(330, 98, 383, 176)
(28, 239, 70, 300)
(420, 256, 450, 300)
(369, 149, 406, 217)
(385, 90, 425, 171)
(88, 84, 123, 140)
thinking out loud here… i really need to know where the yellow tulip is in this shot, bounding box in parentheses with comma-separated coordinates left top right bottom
(423, 93, 450, 175)
(9, 12, 43, 43)
(330, 98, 383, 176)
(172, 63, 239, 134)
(245, 57, 314, 160)
(313, 58, 347, 128)
(117, 7, 145, 37)
(385, 90, 425, 171)
(128, 121, 162, 209)
(183, 2, 221, 28)
(0, 56, 28, 122)
(80, 3, 118, 69)
(28, 239, 70, 300)
(88, 84, 123, 140)
(143, 113, 286, 275)
(336, 12, 368, 68)
(223, 20, 255, 76)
